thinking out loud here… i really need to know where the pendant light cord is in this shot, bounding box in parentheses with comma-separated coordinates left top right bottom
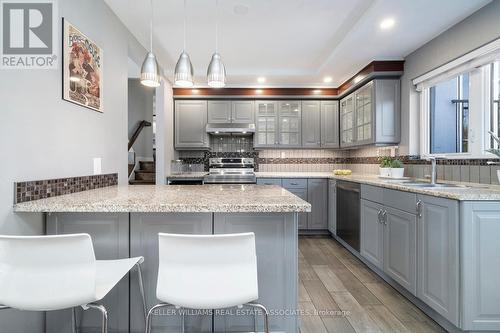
(215, 0, 218, 53)
(183, 0, 187, 51)
(150, 0, 153, 52)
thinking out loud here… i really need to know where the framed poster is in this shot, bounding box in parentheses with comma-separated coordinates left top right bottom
(62, 19, 103, 112)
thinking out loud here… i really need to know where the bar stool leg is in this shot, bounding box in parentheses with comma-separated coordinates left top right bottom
(71, 307, 78, 333)
(246, 303, 269, 333)
(135, 262, 147, 320)
(145, 303, 171, 333)
(86, 304, 108, 333)
(181, 309, 185, 333)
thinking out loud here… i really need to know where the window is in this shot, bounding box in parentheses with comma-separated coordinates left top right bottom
(492, 60, 500, 148)
(414, 39, 500, 158)
(429, 73, 469, 153)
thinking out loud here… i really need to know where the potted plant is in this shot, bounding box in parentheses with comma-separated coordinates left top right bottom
(379, 156, 393, 177)
(390, 159, 405, 178)
(487, 131, 500, 183)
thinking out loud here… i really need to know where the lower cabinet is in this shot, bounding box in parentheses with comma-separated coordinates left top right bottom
(360, 199, 384, 269)
(417, 195, 460, 326)
(307, 179, 328, 229)
(328, 179, 337, 234)
(257, 178, 328, 231)
(384, 206, 417, 295)
(287, 187, 308, 229)
(360, 199, 417, 295)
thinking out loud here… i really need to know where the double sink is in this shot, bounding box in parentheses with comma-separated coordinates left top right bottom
(393, 180, 469, 189)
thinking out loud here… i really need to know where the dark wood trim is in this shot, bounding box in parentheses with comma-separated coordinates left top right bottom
(173, 60, 404, 97)
(337, 60, 404, 94)
(128, 120, 152, 150)
(173, 87, 339, 96)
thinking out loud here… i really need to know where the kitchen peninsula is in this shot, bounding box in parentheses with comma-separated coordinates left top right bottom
(14, 184, 310, 333)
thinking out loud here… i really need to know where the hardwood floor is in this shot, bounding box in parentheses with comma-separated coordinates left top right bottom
(298, 236, 447, 333)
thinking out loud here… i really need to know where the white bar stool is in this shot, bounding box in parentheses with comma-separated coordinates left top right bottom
(146, 232, 269, 333)
(0, 234, 147, 333)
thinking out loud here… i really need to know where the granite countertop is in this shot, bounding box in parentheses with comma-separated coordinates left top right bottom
(13, 185, 312, 213)
(257, 172, 500, 201)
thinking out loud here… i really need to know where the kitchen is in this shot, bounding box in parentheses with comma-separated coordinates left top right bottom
(1, 1, 500, 333)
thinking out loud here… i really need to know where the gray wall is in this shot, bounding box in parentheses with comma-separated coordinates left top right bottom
(0, 0, 147, 331)
(400, 0, 500, 155)
(128, 79, 154, 159)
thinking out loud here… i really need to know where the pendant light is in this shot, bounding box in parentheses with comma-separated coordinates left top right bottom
(140, 0, 160, 87)
(207, 0, 226, 88)
(174, 0, 194, 87)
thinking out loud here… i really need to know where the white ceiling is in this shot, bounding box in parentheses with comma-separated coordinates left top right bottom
(106, 0, 491, 87)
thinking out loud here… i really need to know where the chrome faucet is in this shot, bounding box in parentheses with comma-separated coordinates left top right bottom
(426, 156, 446, 185)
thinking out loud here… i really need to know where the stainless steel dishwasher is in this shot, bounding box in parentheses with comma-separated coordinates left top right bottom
(336, 181, 361, 252)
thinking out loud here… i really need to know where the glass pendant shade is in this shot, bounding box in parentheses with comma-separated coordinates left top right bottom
(174, 51, 194, 87)
(207, 52, 226, 88)
(140, 52, 160, 88)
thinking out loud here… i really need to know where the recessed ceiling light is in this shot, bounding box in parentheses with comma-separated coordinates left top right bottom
(323, 76, 332, 83)
(257, 77, 266, 83)
(380, 18, 395, 30)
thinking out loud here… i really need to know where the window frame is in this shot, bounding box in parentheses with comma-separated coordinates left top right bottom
(414, 39, 500, 159)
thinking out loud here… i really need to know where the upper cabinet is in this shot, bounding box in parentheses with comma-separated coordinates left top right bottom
(278, 101, 302, 147)
(208, 100, 254, 124)
(255, 101, 279, 147)
(254, 101, 302, 148)
(321, 101, 340, 148)
(174, 100, 210, 150)
(340, 79, 400, 148)
(301, 101, 321, 148)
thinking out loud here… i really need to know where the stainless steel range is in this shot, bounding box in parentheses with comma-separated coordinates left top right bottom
(203, 157, 256, 184)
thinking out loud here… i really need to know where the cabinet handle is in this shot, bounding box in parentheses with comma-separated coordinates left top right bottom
(377, 209, 383, 223)
(416, 200, 422, 218)
(382, 210, 387, 225)
(290, 182, 299, 186)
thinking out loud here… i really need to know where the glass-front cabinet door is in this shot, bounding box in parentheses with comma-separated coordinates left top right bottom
(340, 94, 355, 147)
(254, 101, 278, 147)
(355, 81, 373, 144)
(278, 101, 301, 147)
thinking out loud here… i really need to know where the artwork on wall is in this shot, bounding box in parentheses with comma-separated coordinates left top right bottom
(62, 19, 103, 112)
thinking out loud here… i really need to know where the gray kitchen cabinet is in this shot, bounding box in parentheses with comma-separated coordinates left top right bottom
(175, 100, 210, 150)
(254, 101, 278, 148)
(46, 213, 130, 333)
(301, 101, 321, 148)
(328, 179, 337, 234)
(360, 199, 384, 270)
(321, 101, 340, 148)
(256, 178, 282, 186)
(416, 194, 459, 326)
(340, 79, 400, 148)
(213, 213, 298, 333)
(340, 94, 355, 147)
(278, 101, 302, 147)
(384, 206, 417, 295)
(307, 179, 328, 229)
(208, 100, 231, 123)
(461, 201, 500, 331)
(231, 100, 254, 123)
(208, 100, 254, 124)
(287, 187, 308, 229)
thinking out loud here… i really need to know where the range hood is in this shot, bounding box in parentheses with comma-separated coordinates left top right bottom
(206, 123, 255, 135)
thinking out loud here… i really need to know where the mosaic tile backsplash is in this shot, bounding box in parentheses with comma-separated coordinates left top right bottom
(15, 173, 118, 204)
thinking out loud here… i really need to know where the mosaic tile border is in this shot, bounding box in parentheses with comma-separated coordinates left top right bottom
(258, 155, 500, 166)
(180, 152, 260, 171)
(15, 173, 118, 204)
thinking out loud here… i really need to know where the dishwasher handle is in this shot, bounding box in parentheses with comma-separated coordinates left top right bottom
(336, 182, 360, 193)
